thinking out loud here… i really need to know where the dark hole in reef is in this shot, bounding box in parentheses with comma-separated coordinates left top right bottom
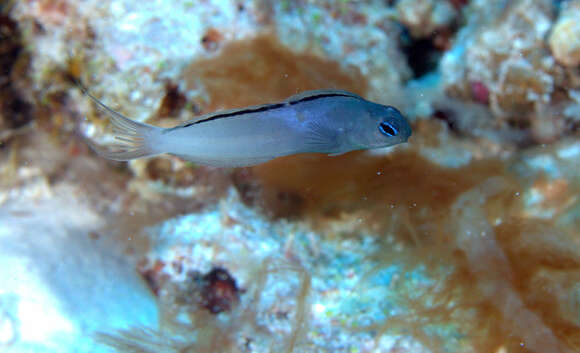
(1, 95, 33, 129)
(0, 15, 21, 76)
(506, 117, 531, 130)
(449, 0, 469, 10)
(156, 81, 186, 118)
(433, 109, 460, 133)
(401, 34, 443, 79)
(200, 267, 240, 314)
(569, 118, 580, 133)
(0, 14, 33, 131)
(140, 268, 162, 296)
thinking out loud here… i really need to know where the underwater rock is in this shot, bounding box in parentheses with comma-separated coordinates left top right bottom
(549, 0, 580, 67)
(439, 0, 572, 143)
(0, 185, 157, 352)
(128, 156, 231, 205)
(396, 0, 458, 39)
(103, 189, 432, 352)
(100, 135, 580, 353)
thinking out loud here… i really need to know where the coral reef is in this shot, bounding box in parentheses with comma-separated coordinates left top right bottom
(440, 0, 579, 144)
(99, 140, 580, 353)
(0, 181, 158, 352)
(549, 0, 580, 68)
(1, 0, 579, 352)
(396, 0, 458, 39)
(99, 190, 432, 353)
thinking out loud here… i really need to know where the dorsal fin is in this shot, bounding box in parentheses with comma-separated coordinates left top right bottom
(174, 102, 286, 129)
(173, 89, 363, 129)
(285, 89, 363, 104)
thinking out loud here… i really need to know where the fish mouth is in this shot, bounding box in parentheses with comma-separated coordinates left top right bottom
(402, 124, 412, 141)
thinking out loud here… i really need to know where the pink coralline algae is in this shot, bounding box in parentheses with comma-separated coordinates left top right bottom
(470, 81, 490, 105)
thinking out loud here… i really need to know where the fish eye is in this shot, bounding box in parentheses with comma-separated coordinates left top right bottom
(378, 122, 398, 137)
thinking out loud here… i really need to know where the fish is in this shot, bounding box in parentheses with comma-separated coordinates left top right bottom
(83, 88, 412, 167)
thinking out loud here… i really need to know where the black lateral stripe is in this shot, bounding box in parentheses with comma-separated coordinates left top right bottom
(182, 103, 285, 127)
(287, 92, 357, 105)
(184, 91, 357, 127)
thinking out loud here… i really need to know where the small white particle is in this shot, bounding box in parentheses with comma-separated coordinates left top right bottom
(313, 303, 325, 314)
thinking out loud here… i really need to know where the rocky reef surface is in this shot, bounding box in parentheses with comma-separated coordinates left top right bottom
(0, 0, 579, 352)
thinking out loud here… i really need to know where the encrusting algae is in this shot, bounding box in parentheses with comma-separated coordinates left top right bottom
(98, 143, 580, 352)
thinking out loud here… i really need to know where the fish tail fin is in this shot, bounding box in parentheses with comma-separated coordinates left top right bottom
(83, 89, 164, 161)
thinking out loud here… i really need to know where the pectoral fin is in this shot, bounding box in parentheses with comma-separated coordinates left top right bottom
(303, 121, 340, 153)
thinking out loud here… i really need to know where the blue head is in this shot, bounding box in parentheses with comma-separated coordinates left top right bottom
(345, 102, 412, 150)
